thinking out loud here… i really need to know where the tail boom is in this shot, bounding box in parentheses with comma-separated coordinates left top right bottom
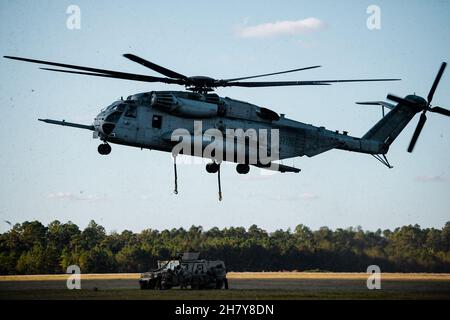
(362, 104, 417, 146)
(333, 102, 418, 155)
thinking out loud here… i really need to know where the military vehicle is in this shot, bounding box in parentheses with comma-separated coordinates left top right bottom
(4, 55, 449, 200)
(139, 253, 228, 290)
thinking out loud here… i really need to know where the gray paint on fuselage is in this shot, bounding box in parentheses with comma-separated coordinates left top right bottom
(95, 90, 408, 164)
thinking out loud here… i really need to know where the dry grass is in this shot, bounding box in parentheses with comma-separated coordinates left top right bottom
(1, 272, 449, 300)
(1, 272, 450, 282)
(227, 272, 450, 281)
(0, 273, 139, 281)
(1, 288, 449, 300)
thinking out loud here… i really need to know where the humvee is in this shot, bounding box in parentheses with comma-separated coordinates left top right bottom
(139, 252, 228, 290)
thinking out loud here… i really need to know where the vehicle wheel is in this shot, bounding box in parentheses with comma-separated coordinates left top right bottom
(191, 279, 200, 290)
(155, 278, 162, 290)
(161, 280, 172, 290)
(139, 281, 148, 290)
(215, 279, 224, 289)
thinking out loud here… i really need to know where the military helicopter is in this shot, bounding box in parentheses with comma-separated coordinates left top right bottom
(4, 55, 450, 200)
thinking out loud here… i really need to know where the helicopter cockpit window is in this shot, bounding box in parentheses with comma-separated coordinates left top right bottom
(124, 104, 137, 118)
(103, 104, 114, 112)
(104, 103, 126, 123)
(114, 103, 126, 113)
(105, 111, 122, 123)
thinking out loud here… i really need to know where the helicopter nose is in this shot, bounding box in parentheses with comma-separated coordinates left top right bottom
(101, 122, 115, 135)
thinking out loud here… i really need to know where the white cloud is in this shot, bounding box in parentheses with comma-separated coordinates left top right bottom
(296, 39, 318, 49)
(299, 192, 319, 200)
(47, 191, 106, 201)
(266, 192, 319, 201)
(236, 18, 326, 38)
(415, 175, 450, 183)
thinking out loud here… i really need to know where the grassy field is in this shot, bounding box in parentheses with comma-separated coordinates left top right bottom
(1, 272, 449, 300)
(2, 272, 449, 281)
(2, 288, 450, 300)
(227, 272, 450, 280)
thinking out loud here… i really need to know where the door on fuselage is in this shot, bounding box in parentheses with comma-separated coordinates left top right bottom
(143, 111, 166, 148)
(121, 104, 138, 143)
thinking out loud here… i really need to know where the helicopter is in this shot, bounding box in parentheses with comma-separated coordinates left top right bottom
(4, 54, 450, 200)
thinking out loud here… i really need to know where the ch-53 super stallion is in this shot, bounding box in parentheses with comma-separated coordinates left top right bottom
(4, 55, 449, 200)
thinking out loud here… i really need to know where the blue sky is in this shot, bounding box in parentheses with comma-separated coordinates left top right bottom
(0, 0, 449, 233)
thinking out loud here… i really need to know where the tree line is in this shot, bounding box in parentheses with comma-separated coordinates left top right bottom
(0, 220, 449, 274)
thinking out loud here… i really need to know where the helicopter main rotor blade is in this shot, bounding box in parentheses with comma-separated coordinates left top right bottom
(4, 55, 180, 83)
(430, 106, 450, 117)
(223, 78, 400, 88)
(123, 54, 188, 80)
(39, 68, 184, 84)
(407, 113, 427, 153)
(4, 55, 401, 92)
(428, 62, 447, 103)
(222, 65, 321, 82)
(222, 81, 329, 87)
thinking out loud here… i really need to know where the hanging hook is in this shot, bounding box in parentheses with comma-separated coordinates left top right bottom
(173, 154, 178, 195)
(217, 162, 222, 201)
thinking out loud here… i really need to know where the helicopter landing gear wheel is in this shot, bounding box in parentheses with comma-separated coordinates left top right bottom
(98, 143, 111, 155)
(206, 162, 220, 173)
(236, 164, 250, 174)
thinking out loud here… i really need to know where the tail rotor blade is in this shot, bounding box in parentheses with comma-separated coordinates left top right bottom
(430, 106, 450, 117)
(428, 62, 447, 103)
(407, 113, 427, 153)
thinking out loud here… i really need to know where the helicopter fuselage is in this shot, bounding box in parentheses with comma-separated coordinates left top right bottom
(93, 91, 384, 167)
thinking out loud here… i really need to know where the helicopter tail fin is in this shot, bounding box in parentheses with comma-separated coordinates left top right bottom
(362, 102, 417, 148)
